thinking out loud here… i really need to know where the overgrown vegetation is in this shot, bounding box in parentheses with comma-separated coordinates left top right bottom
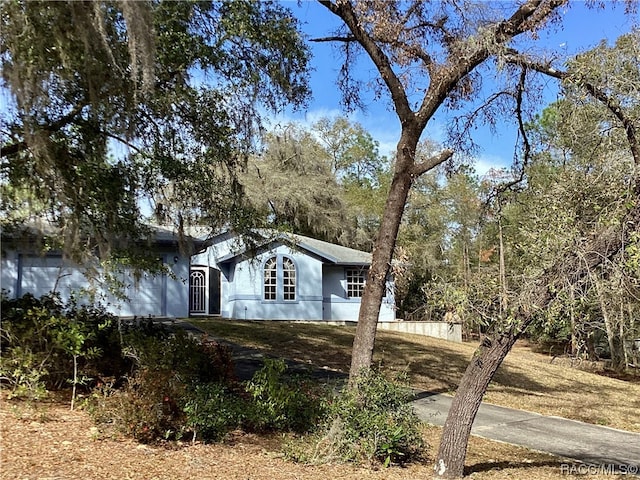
(1, 293, 426, 467)
(287, 369, 424, 467)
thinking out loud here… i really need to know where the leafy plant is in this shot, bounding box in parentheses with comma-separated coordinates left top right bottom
(0, 292, 119, 404)
(309, 369, 424, 467)
(183, 382, 246, 443)
(244, 358, 327, 433)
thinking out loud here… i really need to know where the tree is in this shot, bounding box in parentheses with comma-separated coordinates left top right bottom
(315, 2, 638, 477)
(1, 0, 310, 262)
(435, 30, 640, 478)
(240, 123, 347, 241)
(316, 0, 566, 379)
(313, 116, 390, 250)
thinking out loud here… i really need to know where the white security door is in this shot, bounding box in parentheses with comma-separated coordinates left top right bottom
(189, 268, 207, 315)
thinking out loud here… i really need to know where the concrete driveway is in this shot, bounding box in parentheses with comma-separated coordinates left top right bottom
(413, 391, 640, 473)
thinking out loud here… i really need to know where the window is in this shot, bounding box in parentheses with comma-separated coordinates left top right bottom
(263, 256, 296, 301)
(264, 257, 277, 300)
(346, 268, 367, 298)
(282, 257, 296, 301)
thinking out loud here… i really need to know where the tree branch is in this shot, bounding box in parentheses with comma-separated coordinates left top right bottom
(1, 104, 85, 158)
(411, 148, 454, 177)
(505, 51, 640, 170)
(310, 35, 356, 43)
(415, 0, 567, 129)
(318, 0, 416, 126)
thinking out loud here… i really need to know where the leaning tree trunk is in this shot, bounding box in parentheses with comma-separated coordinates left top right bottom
(434, 201, 639, 479)
(349, 138, 417, 380)
(434, 331, 522, 479)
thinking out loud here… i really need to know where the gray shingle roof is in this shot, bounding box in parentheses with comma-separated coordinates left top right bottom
(215, 231, 372, 266)
(283, 233, 371, 265)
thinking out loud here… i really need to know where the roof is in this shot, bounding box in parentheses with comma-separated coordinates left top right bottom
(284, 233, 372, 265)
(1, 221, 204, 250)
(216, 231, 372, 266)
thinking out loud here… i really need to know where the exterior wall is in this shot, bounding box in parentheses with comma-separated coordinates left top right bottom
(322, 265, 395, 322)
(224, 244, 324, 320)
(1, 248, 190, 318)
(192, 237, 397, 322)
(377, 321, 462, 342)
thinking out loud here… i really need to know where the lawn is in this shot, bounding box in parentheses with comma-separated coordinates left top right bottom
(3, 318, 639, 480)
(190, 318, 640, 433)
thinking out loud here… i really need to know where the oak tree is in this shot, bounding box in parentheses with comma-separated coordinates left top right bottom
(1, 0, 310, 261)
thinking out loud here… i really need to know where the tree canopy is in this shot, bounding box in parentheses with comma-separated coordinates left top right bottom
(0, 0, 310, 259)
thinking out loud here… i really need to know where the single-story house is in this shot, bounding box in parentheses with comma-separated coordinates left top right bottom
(1, 226, 395, 322)
(1, 223, 195, 318)
(190, 231, 395, 322)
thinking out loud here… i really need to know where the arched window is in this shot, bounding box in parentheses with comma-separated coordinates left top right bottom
(263, 256, 296, 301)
(264, 257, 277, 300)
(282, 257, 296, 301)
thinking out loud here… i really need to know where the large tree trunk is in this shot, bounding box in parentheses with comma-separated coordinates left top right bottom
(349, 138, 417, 379)
(434, 332, 521, 479)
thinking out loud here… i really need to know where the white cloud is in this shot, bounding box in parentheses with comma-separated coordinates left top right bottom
(473, 153, 512, 177)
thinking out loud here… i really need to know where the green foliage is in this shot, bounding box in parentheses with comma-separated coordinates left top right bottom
(308, 369, 424, 467)
(123, 327, 234, 385)
(0, 292, 118, 401)
(1, 0, 310, 264)
(87, 327, 239, 443)
(183, 382, 246, 442)
(245, 358, 327, 433)
(88, 335, 326, 443)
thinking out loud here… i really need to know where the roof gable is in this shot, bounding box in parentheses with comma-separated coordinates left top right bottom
(214, 231, 371, 266)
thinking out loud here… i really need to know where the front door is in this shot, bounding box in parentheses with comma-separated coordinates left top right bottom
(208, 267, 221, 315)
(189, 266, 221, 316)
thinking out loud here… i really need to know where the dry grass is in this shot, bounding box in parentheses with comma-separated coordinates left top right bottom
(3, 319, 638, 480)
(0, 396, 620, 480)
(191, 318, 640, 433)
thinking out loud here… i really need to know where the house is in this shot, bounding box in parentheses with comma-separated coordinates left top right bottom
(1, 223, 195, 318)
(1, 226, 395, 322)
(189, 231, 395, 322)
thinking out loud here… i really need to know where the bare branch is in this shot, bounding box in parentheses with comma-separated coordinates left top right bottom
(310, 35, 356, 43)
(506, 51, 640, 170)
(411, 148, 454, 177)
(318, 0, 416, 126)
(490, 67, 531, 198)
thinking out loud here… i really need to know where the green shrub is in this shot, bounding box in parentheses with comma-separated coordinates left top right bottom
(245, 358, 327, 433)
(308, 369, 424, 467)
(183, 382, 247, 442)
(0, 292, 120, 401)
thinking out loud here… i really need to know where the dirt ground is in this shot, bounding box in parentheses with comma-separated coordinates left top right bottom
(0, 394, 623, 480)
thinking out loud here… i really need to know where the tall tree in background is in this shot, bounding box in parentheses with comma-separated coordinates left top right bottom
(313, 116, 390, 250)
(435, 30, 640, 478)
(1, 0, 309, 261)
(240, 123, 347, 241)
(316, 0, 566, 379)
(241, 117, 389, 249)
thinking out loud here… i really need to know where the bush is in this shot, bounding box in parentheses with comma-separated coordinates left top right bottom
(305, 369, 424, 467)
(0, 292, 120, 400)
(244, 358, 327, 433)
(183, 382, 247, 442)
(87, 328, 237, 443)
(122, 326, 234, 384)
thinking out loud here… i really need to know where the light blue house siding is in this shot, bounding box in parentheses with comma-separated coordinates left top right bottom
(216, 245, 322, 320)
(322, 264, 395, 322)
(1, 249, 191, 318)
(1, 226, 193, 318)
(191, 232, 396, 322)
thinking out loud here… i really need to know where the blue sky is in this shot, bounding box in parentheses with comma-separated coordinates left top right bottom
(274, 1, 638, 176)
